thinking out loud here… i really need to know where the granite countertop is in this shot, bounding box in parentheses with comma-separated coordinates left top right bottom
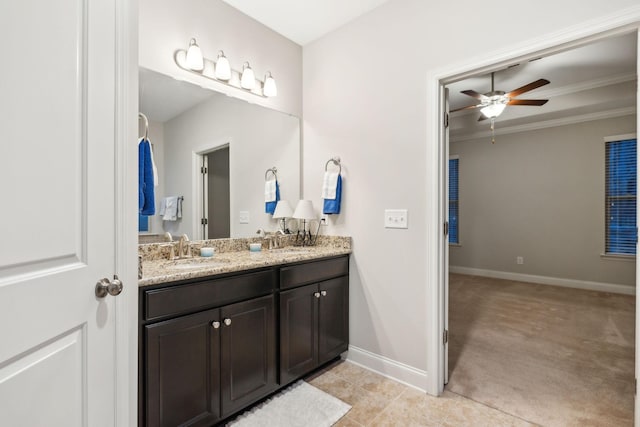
(139, 236, 351, 287)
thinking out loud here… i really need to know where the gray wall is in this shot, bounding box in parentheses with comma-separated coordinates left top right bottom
(450, 115, 636, 287)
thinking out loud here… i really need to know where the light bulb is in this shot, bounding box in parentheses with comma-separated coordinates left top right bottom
(263, 72, 277, 97)
(480, 103, 507, 119)
(185, 38, 204, 71)
(214, 51, 231, 81)
(241, 62, 255, 90)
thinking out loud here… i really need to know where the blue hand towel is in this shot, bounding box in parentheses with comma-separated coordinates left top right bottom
(139, 139, 156, 215)
(323, 175, 342, 214)
(265, 181, 280, 214)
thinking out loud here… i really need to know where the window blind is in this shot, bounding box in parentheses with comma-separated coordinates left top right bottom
(605, 138, 637, 255)
(449, 158, 459, 244)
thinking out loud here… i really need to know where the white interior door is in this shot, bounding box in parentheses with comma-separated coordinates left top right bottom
(0, 1, 120, 425)
(442, 87, 450, 386)
(635, 28, 640, 427)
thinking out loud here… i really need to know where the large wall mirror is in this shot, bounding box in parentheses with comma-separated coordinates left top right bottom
(138, 67, 301, 240)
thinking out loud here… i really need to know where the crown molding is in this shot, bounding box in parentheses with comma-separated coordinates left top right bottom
(451, 106, 636, 142)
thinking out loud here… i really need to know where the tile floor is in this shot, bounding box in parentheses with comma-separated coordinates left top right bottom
(306, 360, 536, 426)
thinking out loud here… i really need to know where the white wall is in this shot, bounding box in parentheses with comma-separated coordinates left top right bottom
(162, 94, 300, 238)
(139, 0, 302, 117)
(302, 0, 640, 386)
(450, 116, 636, 288)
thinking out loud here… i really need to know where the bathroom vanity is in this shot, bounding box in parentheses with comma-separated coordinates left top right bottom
(138, 241, 350, 426)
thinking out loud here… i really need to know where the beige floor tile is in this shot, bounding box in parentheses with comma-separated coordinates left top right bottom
(333, 415, 364, 427)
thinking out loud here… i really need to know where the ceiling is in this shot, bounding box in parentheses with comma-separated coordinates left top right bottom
(221, 0, 392, 45)
(448, 32, 637, 141)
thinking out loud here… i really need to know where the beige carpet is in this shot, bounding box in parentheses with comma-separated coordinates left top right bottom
(447, 273, 635, 427)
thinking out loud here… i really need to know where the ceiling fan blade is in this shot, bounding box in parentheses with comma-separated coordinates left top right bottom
(450, 104, 481, 113)
(506, 79, 550, 98)
(461, 90, 488, 100)
(508, 99, 549, 106)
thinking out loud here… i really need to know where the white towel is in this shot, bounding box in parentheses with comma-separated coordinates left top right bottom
(321, 172, 339, 199)
(265, 179, 277, 202)
(159, 196, 180, 221)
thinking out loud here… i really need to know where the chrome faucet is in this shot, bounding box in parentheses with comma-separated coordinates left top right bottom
(177, 234, 191, 259)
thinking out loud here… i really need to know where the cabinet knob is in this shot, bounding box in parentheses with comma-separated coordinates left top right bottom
(224, 318, 232, 326)
(321, 290, 327, 297)
(211, 321, 220, 329)
(314, 292, 320, 298)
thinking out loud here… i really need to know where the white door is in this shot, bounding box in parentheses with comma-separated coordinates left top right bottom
(0, 1, 121, 425)
(442, 87, 450, 386)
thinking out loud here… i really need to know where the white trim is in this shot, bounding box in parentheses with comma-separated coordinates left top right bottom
(345, 345, 428, 392)
(427, 7, 640, 398)
(114, 0, 137, 425)
(604, 132, 637, 142)
(451, 107, 636, 142)
(450, 265, 635, 295)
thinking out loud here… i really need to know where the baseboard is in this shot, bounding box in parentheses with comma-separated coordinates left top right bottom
(344, 345, 428, 392)
(449, 266, 635, 295)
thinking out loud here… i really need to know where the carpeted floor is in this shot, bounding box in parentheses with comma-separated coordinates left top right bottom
(447, 273, 635, 427)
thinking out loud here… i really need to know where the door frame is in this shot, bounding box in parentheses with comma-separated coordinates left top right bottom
(425, 8, 640, 415)
(192, 138, 233, 239)
(114, 0, 139, 425)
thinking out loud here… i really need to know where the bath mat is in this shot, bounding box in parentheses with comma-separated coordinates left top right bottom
(227, 380, 351, 427)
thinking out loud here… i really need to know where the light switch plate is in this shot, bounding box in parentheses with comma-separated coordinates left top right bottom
(239, 211, 250, 224)
(385, 209, 408, 229)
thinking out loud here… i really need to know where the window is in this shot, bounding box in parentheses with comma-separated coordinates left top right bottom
(449, 157, 459, 244)
(605, 136, 637, 255)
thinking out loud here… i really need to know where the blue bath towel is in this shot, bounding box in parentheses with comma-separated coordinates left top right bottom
(323, 175, 342, 214)
(265, 181, 280, 214)
(139, 139, 156, 215)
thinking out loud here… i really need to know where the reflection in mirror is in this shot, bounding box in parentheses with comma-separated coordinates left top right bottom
(138, 67, 301, 240)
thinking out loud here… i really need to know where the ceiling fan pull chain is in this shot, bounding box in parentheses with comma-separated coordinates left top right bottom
(490, 118, 496, 144)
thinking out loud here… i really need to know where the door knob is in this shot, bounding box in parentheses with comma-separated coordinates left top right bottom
(95, 275, 123, 298)
(223, 318, 232, 326)
(211, 321, 221, 329)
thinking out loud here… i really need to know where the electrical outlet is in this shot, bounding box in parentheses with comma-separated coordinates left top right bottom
(384, 209, 408, 229)
(320, 214, 330, 226)
(239, 211, 250, 224)
(517, 256, 524, 265)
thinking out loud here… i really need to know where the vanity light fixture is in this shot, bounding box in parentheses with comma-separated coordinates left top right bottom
(176, 39, 277, 98)
(263, 72, 277, 97)
(240, 62, 256, 90)
(214, 50, 231, 81)
(272, 200, 293, 233)
(185, 38, 204, 71)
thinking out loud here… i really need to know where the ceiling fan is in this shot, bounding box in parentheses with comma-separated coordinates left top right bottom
(451, 72, 550, 121)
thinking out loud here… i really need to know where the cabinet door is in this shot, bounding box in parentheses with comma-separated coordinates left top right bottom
(145, 309, 220, 427)
(220, 294, 277, 417)
(318, 276, 349, 364)
(280, 283, 319, 384)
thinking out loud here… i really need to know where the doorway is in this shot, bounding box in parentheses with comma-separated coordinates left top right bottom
(200, 145, 231, 239)
(427, 24, 640, 424)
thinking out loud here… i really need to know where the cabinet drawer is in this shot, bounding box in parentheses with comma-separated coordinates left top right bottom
(144, 269, 275, 321)
(280, 256, 348, 290)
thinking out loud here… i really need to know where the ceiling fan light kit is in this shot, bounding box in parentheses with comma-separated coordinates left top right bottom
(452, 71, 550, 143)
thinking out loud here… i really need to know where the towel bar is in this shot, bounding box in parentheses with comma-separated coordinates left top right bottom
(325, 157, 341, 174)
(265, 167, 278, 181)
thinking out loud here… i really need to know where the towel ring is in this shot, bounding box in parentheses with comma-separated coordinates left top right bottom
(265, 167, 278, 181)
(138, 112, 149, 140)
(325, 157, 341, 174)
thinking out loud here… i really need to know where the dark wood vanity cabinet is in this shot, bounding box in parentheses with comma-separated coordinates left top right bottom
(279, 257, 349, 385)
(140, 269, 277, 427)
(139, 255, 349, 426)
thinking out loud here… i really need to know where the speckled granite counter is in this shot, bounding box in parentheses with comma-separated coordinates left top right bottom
(138, 236, 351, 287)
